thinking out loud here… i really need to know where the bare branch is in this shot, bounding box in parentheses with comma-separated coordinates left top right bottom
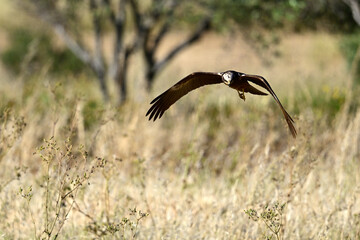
(150, 0, 177, 23)
(21, 0, 213, 100)
(23, 1, 94, 67)
(128, 0, 142, 32)
(152, 0, 179, 51)
(128, 0, 152, 54)
(344, 0, 360, 26)
(153, 17, 211, 73)
(89, 0, 109, 99)
(104, 0, 127, 79)
(104, 0, 129, 103)
(152, 22, 170, 51)
(90, 0, 105, 74)
(21, 0, 110, 100)
(103, 0, 117, 24)
(53, 25, 93, 66)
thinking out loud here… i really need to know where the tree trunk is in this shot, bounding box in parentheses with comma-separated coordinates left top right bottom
(143, 17, 211, 91)
(117, 65, 128, 104)
(344, 0, 360, 25)
(145, 64, 156, 91)
(95, 69, 109, 102)
(116, 50, 130, 104)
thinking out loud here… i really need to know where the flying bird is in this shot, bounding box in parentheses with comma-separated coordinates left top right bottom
(146, 70, 297, 138)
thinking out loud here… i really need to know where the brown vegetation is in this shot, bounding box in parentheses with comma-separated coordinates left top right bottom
(0, 14, 359, 240)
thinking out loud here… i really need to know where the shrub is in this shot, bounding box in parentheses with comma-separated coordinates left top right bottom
(1, 27, 86, 76)
(245, 202, 286, 240)
(339, 32, 360, 85)
(82, 99, 104, 130)
(20, 136, 107, 239)
(292, 85, 346, 121)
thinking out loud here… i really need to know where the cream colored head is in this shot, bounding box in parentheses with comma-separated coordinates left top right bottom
(222, 71, 235, 85)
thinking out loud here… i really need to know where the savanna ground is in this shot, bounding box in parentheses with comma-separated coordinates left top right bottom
(1, 5, 360, 239)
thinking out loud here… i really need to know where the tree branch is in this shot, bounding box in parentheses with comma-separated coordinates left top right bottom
(90, 0, 105, 75)
(104, 0, 126, 80)
(151, 0, 178, 51)
(103, 0, 117, 24)
(53, 24, 94, 66)
(24, 1, 94, 67)
(344, 0, 360, 26)
(128, 0, 152, 55)
(89, 0, 109, 100)
(21, 0, 110, 100)
(152, 22, 170, 51)
(128, 0, 142, 33)
(153, 17, 211, 73)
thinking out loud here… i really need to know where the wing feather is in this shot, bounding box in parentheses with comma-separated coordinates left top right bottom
(244, 84, 268, 95)
(243, 74, 297, 138)
(146, 72, 223, 121)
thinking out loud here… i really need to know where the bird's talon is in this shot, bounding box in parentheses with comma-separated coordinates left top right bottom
(238, 90, 246, 101)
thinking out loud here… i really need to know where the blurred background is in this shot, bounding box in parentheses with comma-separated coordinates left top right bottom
(0, 0, 360, 239)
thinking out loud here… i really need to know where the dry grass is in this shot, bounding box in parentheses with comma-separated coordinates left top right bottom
(0, 13, 360, 239)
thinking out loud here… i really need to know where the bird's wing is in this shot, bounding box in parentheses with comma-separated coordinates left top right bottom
(244, 84, 268, 95)
(146, 72, 223, 121)
(242, 74, 297, 138)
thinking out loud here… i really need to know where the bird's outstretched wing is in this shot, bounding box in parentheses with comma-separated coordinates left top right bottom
(146, 72, 223, 121)
(242, 74, 297, 138)
(245, 84, 268, 95)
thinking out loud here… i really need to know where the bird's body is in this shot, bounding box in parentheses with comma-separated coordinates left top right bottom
(146, 70, 297, 138)
(228, 74, 267, 96)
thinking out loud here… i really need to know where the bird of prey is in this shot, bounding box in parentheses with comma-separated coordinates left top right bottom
(146, 70, 297, 138)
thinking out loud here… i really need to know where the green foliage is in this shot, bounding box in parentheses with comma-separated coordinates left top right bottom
(339, 32, 360, 85)
(51, 48, 87, 74)
(340, 33, 360, 66)
(177, 0, 356, 32)
(292, 85, 346, 121)
(313, 86, 346, 117)
(82, 100, 104, 130)
(1, 28, 34, 73)
(1, 28, 86, 76)
(210, 0, 305, 29)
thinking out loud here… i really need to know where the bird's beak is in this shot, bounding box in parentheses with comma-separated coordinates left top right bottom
(223, 79, 230, 85)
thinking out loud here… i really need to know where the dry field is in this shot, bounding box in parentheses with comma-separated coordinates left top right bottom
(0, 7, 360, 239)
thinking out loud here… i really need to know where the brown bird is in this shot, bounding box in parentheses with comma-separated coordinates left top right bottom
(146, 70, 297, 138)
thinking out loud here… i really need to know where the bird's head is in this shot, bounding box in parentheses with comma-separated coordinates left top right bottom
(222, 71, 236, 85)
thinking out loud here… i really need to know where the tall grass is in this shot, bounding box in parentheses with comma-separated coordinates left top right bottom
(0, 32, 359, 239)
